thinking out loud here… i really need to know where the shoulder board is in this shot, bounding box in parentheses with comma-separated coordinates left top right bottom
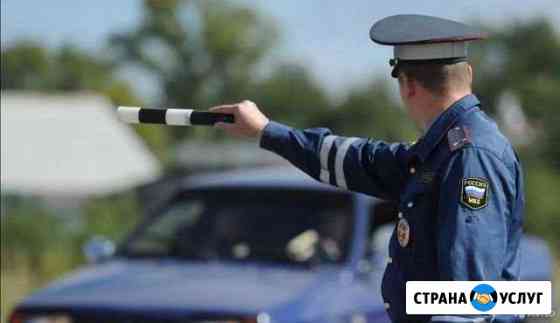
(447, 126, 471, 152)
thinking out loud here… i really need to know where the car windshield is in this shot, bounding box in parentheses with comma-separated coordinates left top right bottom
(121, 189, 354, 267)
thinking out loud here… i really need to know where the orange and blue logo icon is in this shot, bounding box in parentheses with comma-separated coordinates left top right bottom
(470, 284, 497, 311)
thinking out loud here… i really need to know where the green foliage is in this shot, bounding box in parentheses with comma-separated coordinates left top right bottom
(1, 193, 140, 278)
(2, 43, 119, 98)
(249, 64, 332, 128)
(1, 196, 68, 273)
(524, 166, 560, 250)
(331, 80, 416, 140)
(1, 42, 50, 90)
(471, 19, 560, 169)
(81, 193, 141, 242)
(1, 193, 141, 317)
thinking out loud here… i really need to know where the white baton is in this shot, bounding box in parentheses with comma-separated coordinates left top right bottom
(117, 106, 234, 126)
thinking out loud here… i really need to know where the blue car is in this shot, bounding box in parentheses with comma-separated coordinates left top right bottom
(10, 167, 553, 323)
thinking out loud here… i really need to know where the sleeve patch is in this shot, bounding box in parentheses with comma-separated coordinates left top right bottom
(460, 177, 489, 210)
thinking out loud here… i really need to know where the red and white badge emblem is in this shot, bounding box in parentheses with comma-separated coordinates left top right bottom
(397, 218, 410, 247)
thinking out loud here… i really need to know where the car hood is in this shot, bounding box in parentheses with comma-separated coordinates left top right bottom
(19, 259, 385, 320)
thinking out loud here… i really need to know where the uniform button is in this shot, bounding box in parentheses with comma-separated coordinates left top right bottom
(384, 303, 390, 309)
(407, 202, 414, 208)
(398, 211, 403, 218)
(387, 257, 393, 264)
(409, 167, 416, 174)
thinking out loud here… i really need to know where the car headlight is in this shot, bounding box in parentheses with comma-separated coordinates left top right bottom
(9, 312, 72, 323)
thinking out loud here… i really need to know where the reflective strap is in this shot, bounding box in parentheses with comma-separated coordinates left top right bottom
(319, 135, 337, 183)
(319, 169, 330, 183)
(335, 137, 359, 189)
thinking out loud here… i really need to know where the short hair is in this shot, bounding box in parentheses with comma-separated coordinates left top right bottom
(397, 61, 472, 96)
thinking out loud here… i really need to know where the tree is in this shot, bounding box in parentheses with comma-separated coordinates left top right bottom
(330, 79, 416, 140)
(1, 42, 51, 90)
(248, 64, 333, 129)
(1, 42, 138, 104)
(110, 0, 278, 143)
(471, 18, 560, 168)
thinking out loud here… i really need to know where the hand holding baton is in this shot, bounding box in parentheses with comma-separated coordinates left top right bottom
(117, 106, 234, 126)
(118, 101, 269, 139)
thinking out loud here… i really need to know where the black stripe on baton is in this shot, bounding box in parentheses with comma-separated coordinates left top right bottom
(138, 109, 167, 124)
(191, 112, 234, 125)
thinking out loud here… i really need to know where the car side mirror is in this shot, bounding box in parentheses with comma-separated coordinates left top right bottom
(83, 236, 115, 264)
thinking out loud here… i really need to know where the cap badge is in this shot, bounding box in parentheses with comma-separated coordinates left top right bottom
(397, 218, 410, 247)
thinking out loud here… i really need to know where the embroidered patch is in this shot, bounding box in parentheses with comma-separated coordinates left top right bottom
(397, 218, 410, 247)
(461, 177, 489, 210)
(448, 126, 471, 151)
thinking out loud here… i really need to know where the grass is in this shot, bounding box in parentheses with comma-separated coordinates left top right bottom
(1, 266, 35, 323)
(1, 253, 78, 323)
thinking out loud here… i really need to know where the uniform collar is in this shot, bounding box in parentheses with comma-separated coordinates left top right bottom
(411, 94, 480, 162)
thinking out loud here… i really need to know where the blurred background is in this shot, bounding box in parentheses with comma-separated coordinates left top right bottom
(1, 0, 559, 321)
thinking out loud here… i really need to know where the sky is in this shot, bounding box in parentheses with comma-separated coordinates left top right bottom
(2, 0, 559, 99)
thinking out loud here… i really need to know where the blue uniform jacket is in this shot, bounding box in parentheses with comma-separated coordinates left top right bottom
(259, 94, 524, 323)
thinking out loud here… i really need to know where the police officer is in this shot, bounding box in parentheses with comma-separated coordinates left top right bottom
(211, 14, 524, 323)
